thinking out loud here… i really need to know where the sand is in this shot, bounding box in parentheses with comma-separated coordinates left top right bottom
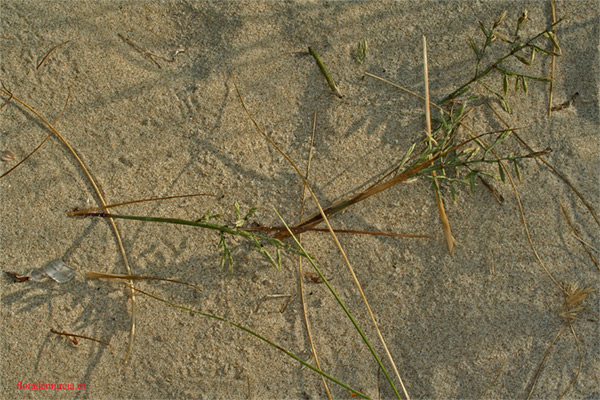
(1, 1, 598, 399)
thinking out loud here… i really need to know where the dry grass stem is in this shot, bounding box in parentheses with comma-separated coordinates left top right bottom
(50, 328, 110, 346)
(477, 358, 507, 400)
(36, 40, 71, 70)
(68, 193, 217, 216)
(526, 324, 566, 400)
(84, 271, 202, 291)
(296, 106, 332, 400)
(560, 203, 599, 271)
(423, 36, 456, 254)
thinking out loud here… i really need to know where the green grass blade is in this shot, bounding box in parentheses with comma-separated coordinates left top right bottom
(308, 46, 343, 98)
(274, 208, 404, 400)
(130, 285, 371, 399)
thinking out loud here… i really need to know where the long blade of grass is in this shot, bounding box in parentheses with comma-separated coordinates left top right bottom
(526, 325, 566, 400)
(308, 46, 343, 98)
(129, 284, 370, 399)
(231, 76, 409, 399)
(558, 324, 583, 399)
(0, 86, 138, 363)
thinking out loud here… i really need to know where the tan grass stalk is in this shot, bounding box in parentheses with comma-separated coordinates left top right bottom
(68, 193, 216, 216)
(423, 36, 456, 254)
(297, 107, 332, 400)
(526, 324, 566, 400)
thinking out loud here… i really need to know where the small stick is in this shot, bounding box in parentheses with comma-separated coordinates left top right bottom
(551, 92, 579, 111)
(37, 40, 71, 70)
(308, 47, 342, 98)
(560, 202, 599, 271)
(68, 192, 217, 216)
(424, 36, 456, 254)
(85, 271, 202, 291)
(0, 88, 13, 111)
(279, 295, 295, 313)
(50, 328, 110, 346)
(118, 33, 162, 68)
(478, 176, 504, 204)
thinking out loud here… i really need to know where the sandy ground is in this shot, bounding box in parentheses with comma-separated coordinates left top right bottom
(1, 1, 598, 399)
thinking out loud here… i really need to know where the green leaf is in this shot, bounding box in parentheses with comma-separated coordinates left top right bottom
(469, 38, 480, 59)
(398, 143, 416, 170)
(449, 182, 457, 202)
(522, 77, 528, 94)
(244, 206, 258, 221)
(498, 161, 506, 183)
(503, 72, 508, 95)
(469, 173, 477, 194)
(234, 202, 242, 221)
(481, 82, 511, 113)
(514, 54, 531, 65)
(513, 159, 522, 183)
(545, 31, 561, 54)
(479, 21, 490, 38)
(218, 233, 233, 272)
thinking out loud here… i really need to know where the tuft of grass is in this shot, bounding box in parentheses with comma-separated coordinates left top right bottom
(354, 39, 368, 65)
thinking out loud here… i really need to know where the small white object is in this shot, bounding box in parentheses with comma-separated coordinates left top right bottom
(43, 260, 75, 283)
